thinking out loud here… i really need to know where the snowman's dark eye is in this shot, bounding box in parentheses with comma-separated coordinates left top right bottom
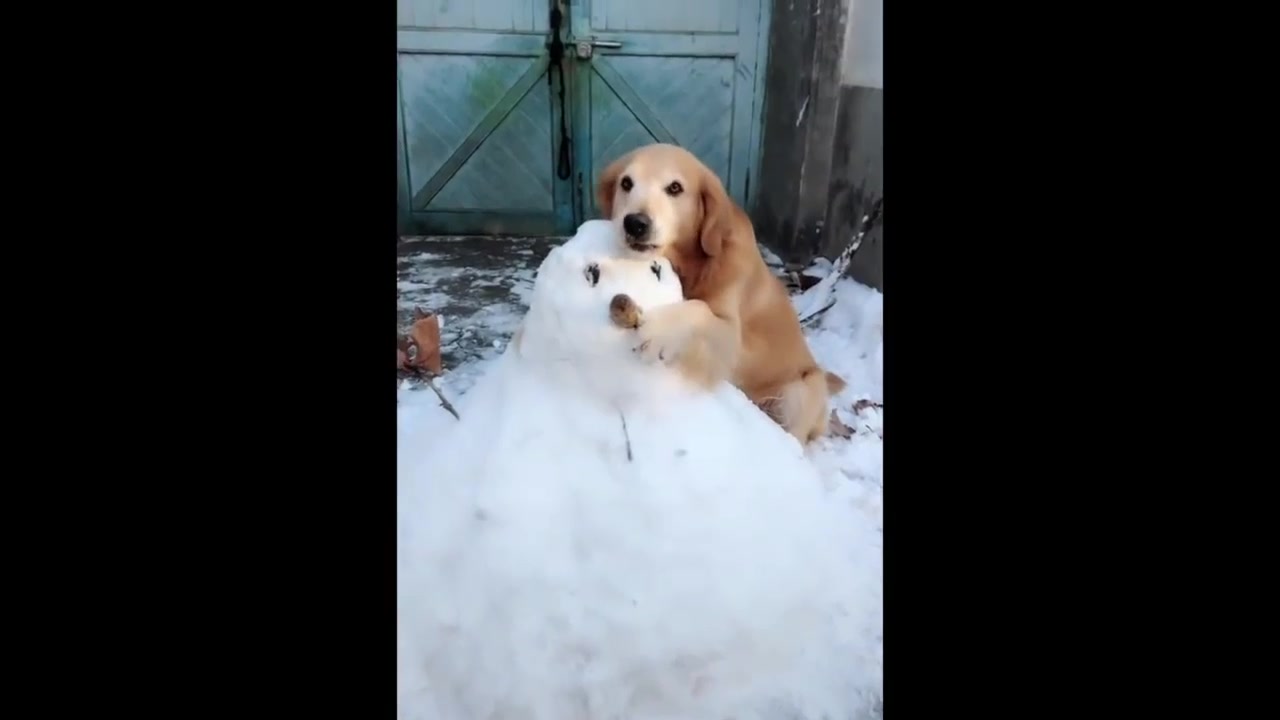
(584, 262, 600, 287)
(650, 261, 662, 281)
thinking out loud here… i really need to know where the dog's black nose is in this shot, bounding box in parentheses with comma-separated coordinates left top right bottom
(623, 213, 651, 239)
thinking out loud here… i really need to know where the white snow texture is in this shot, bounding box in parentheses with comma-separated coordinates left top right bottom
(398, 220, 882, 720)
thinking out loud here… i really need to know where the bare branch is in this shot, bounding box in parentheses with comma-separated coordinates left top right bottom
(795, 197, 884, 323)
(403, 365, 461, 421)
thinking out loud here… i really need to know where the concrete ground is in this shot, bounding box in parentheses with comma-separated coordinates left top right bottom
(397, 235, 562, 375)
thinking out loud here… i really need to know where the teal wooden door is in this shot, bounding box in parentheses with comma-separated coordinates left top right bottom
(568, 0, 771, 218)
(397, 1, 576, 235)
(396, 1, 771, 236)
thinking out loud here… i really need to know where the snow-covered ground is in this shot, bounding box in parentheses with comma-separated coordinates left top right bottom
(400, 254, 885, 526)
(398, 233, 883, 719)
(397, 236, 552, 382)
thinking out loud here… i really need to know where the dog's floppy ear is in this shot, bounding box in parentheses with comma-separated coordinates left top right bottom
(698, 167, 733, 257)
(596, 152, 632, 219)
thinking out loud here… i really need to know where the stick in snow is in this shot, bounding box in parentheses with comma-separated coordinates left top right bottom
(404, 365, 461, 421)
(618, 409, 633, 462)
(422, 372, 461, 421)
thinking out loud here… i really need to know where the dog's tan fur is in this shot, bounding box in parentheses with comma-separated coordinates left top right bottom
(599, 143, 846, 443)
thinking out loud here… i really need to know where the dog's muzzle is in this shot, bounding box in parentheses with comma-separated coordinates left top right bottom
(623, 212, 655, 251)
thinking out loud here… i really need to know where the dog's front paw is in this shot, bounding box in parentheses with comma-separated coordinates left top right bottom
(632, 311, 688, 364)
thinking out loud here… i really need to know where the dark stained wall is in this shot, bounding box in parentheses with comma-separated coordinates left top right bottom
(752, 0, 883, 290)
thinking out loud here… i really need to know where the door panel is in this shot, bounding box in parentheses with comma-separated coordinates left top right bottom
(590, 0, 740, 34)
(396, 1, 771, 236)
(571, 0, 769, 219)
(397, 1, 573, 235)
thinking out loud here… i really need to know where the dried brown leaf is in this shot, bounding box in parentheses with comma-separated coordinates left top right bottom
(852, 399, 883, 414)
(828, 409, 855, 439)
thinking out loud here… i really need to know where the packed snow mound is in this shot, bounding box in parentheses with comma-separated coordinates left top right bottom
(512, 219, 687, 409)
(398, 220, 882, 720)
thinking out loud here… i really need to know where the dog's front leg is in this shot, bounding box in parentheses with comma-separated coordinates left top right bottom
(632, 300, 704, 363)
(633, 300, 739, 387)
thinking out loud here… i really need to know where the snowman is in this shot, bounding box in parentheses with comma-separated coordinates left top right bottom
(398, 220, 882, 720)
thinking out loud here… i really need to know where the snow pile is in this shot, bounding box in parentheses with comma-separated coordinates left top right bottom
(398, 221, 882, 719)
(806, 279, 884, 529)
(808, 278, 883, 414)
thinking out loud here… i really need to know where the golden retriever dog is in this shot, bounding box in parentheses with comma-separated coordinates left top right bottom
(598, 143, 846, 444)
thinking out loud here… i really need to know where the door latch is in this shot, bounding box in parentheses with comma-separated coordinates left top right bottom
(574, 38, 623, 60)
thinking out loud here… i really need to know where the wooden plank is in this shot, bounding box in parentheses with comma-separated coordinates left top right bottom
(427, 79, 557, 213)
(591, 60, 678, 145)
(396, 67, 412, 233)
(592, 0, 731, 34)
(570, 0, 595, 223)
(470, 0, 541, 32)
(603, 55, 735, 183)
(592, 0, 608, 32)
(399, 0, 548, 33)
(411, 55, 551, 210)
(728, 0, 762, 201)
(397, 30, 546, 56)
(400, 54, 532, 199)
(743, 0, 771, 210)
(719, 0, 739, 33)
(530, 0, 549, 32)
(404, 0, 473, 30)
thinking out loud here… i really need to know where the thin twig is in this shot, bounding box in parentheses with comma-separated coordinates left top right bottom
(405, 366, 461, 420)
(618, 410, 633, 462)
(423, 373, 461, 420)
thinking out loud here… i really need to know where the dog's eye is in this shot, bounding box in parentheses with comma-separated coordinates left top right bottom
(665, 181, 683, 196)
(584, 262, 600, 287)
(650, 261, 662, 281)
(620, 176, 633, 192)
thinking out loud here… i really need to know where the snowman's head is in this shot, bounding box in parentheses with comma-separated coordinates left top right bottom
(517, 220, 683, 370)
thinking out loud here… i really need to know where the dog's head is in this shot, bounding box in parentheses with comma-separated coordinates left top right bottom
(596, 143, 733, 258)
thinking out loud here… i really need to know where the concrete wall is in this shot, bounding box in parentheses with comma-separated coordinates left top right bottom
(827, 0, 883, 289)
(841, 0, 882, 87)
(753, 0, 883, 290)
